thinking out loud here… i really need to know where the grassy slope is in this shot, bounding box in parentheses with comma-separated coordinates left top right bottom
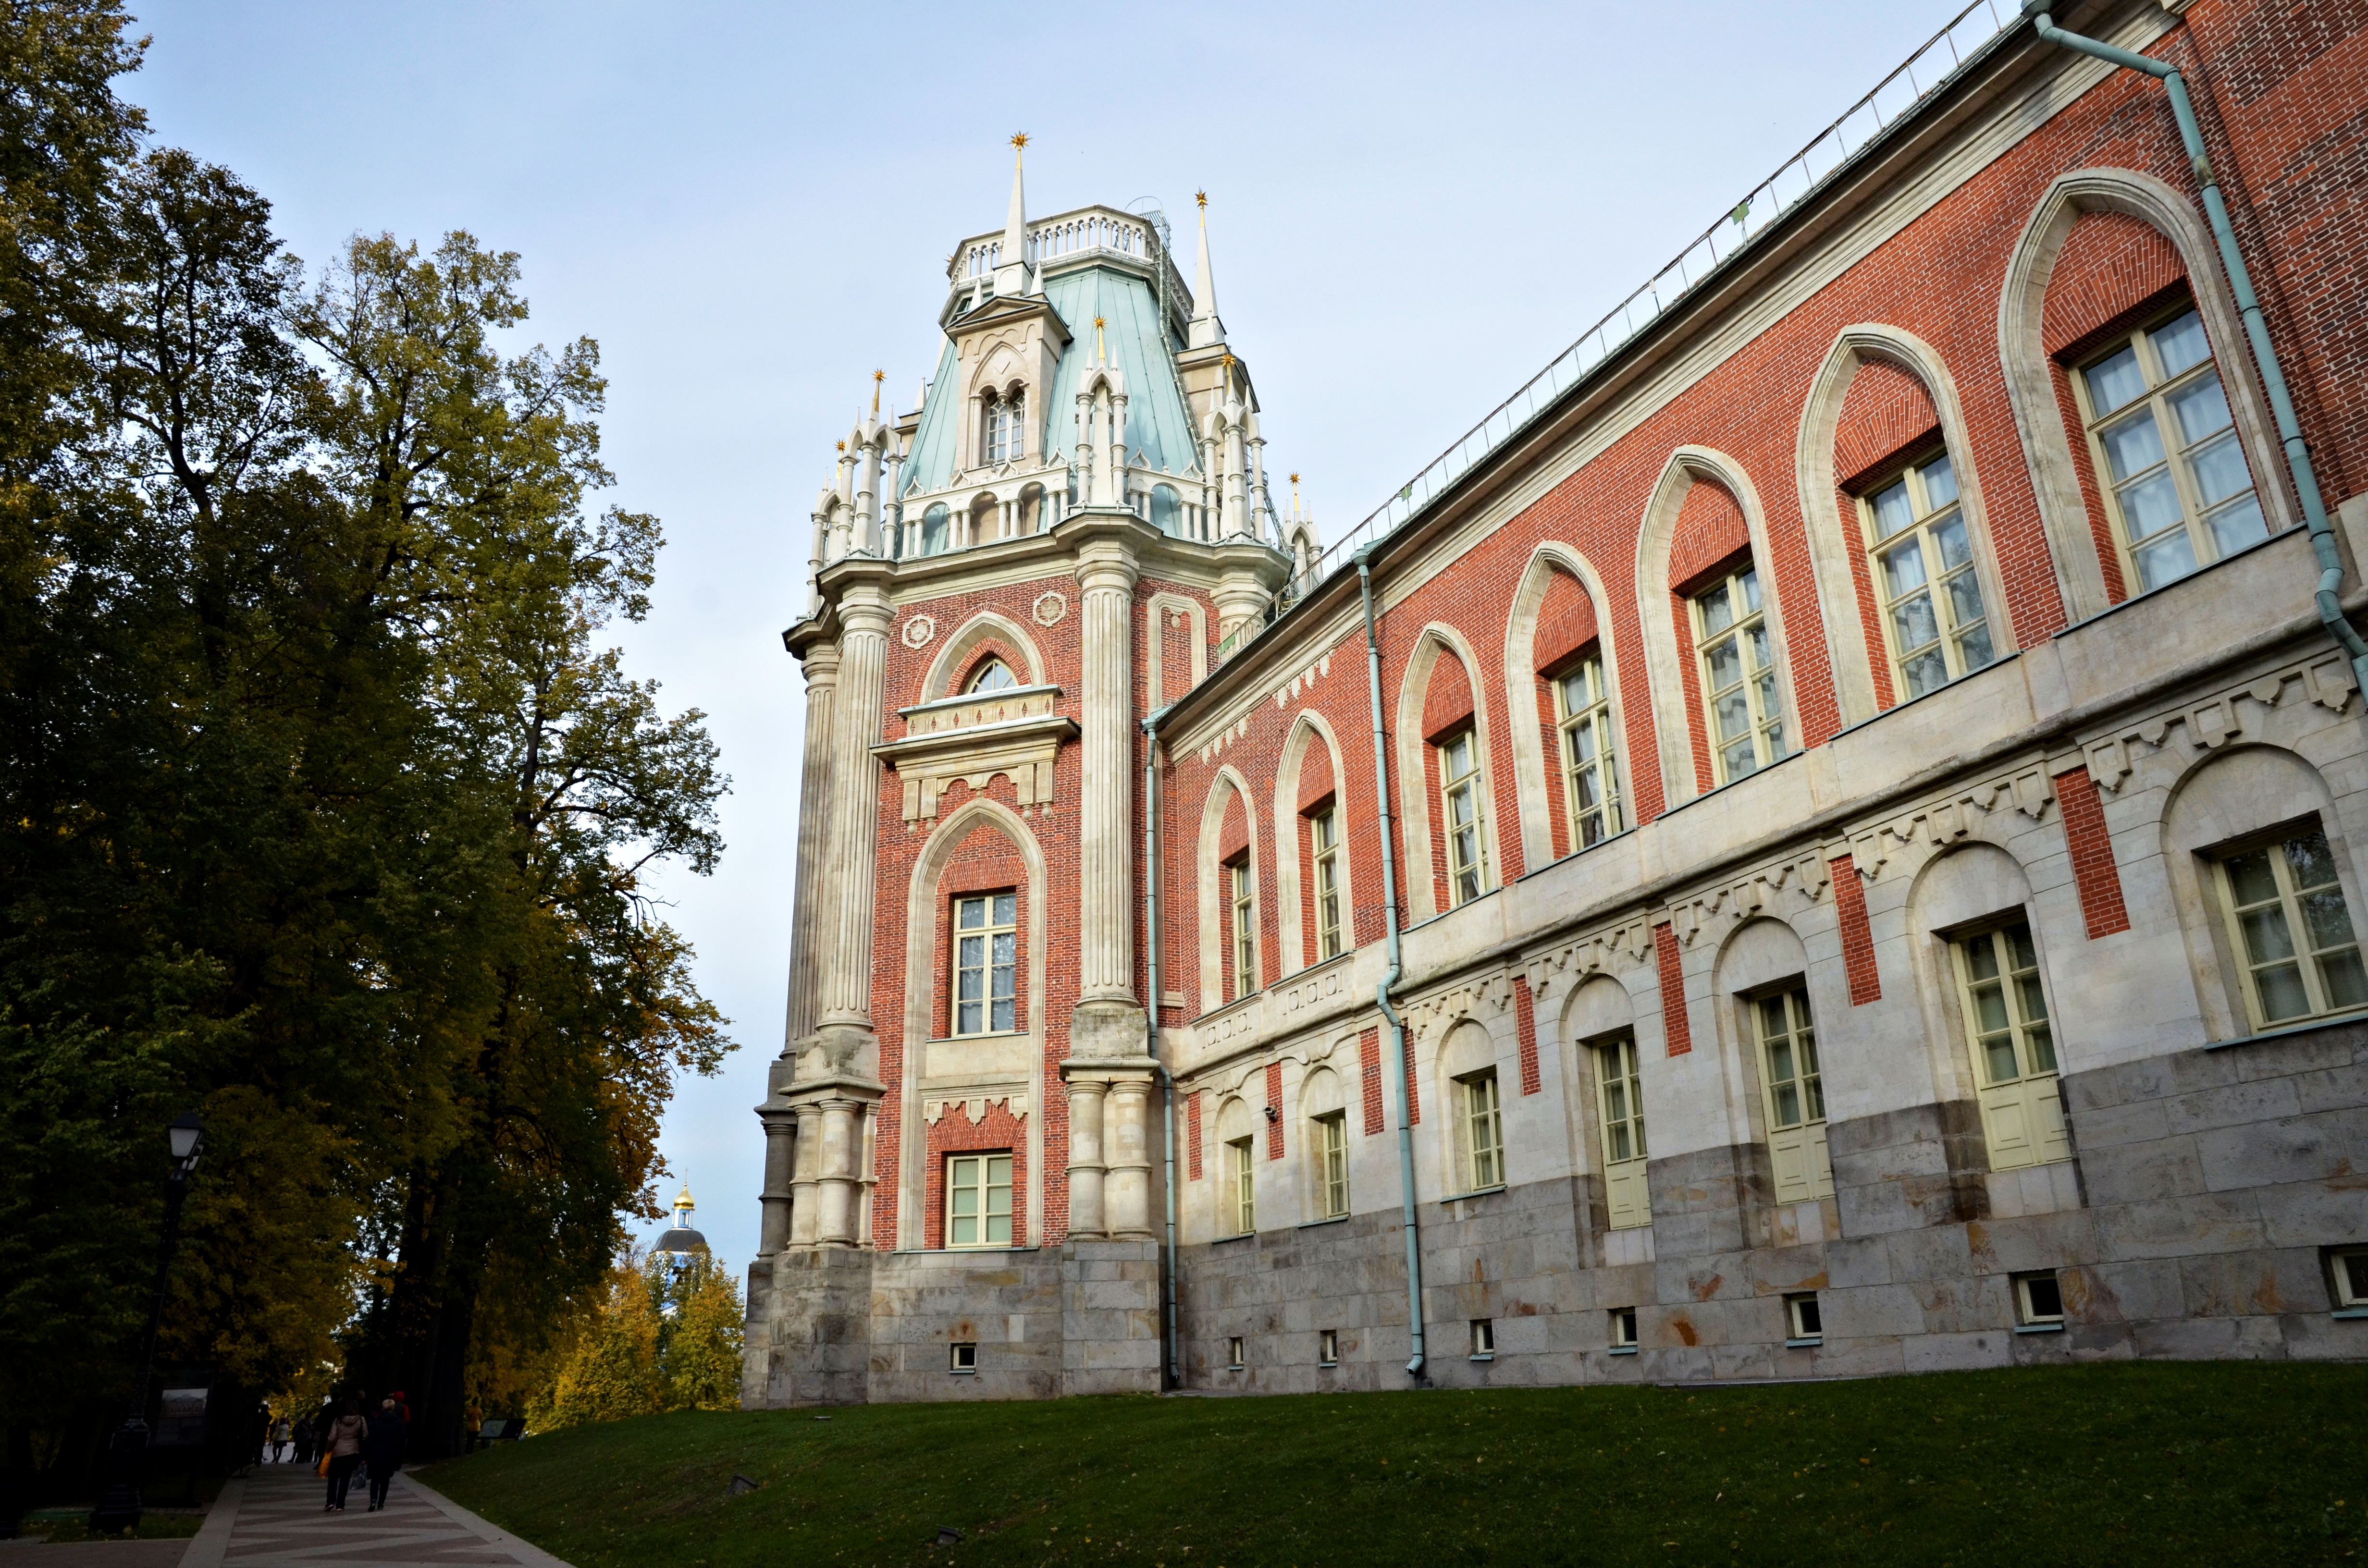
(420, 1363, 2365, 1567)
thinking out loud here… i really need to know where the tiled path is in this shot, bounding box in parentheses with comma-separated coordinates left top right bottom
(181, 1466, 570, 1568)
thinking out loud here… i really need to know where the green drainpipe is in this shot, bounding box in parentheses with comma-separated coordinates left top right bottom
(1356, 546, 1425, 1377)
(2025, 2, 2368, 697)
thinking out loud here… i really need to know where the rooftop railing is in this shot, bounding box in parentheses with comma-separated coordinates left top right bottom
(1296, 0, 2020, 598)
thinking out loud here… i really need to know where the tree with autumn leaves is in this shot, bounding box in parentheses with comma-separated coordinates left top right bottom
(0, 0, 733, 1500)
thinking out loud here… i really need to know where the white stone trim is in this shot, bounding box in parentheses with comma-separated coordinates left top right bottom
(1995, 166, 2302, 624)
(1793, 322, 2019, 724)
(1500, 540, 1632, 873)
(1272, 710, 1354, 979)
(1634, 446, 1806, 809)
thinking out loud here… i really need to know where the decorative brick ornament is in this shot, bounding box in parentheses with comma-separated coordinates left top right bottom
(901, 613, 936, 649)
(1032, 590, 1068, 627)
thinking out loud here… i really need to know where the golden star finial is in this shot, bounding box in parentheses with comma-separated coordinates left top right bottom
(1195, 190, 1208, 209)
(871, 369, 884, 415)
(1011, 132, 1029, 151)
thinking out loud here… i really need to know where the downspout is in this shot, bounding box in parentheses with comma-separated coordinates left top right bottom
(1355, 545, 1425, 1377)
(2026, 2, 2368, 698)
(1143, 712, 1181, 1388)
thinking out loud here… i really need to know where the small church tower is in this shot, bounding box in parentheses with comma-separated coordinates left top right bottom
(744, 143, 1305, 1406)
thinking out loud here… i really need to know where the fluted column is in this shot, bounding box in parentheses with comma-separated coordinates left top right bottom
(784, 643, 839, 1048)
(1067, 1078, 1109, 1239)
(813, 587, 891, 1055)
(1105, 1077, 1153, 1239)
(1073, 543, 1138, 1017)
(854, 433, 881, 555)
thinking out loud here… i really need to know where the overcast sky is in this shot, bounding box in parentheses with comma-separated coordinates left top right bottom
(129, 0, 1988, 1273)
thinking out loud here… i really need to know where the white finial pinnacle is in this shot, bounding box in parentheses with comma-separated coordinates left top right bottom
(995, 135, 1035, 296)
(1189, 191, 1224, 350)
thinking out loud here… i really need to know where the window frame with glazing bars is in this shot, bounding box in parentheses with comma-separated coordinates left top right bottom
(1313, 1110, 1349, 1219)
(1227, 1135, 1257, 1236)
(1311, 807, 1344, 961)
(1860, 448, 1996, 701)
(1753, 985, 1833, 1203)
(1554, 653, 1622, 850)
(1591, 1031, 1651, 1230)
(1459, 1069, 1505, 1192)
(1690, 564, 1787, 784)
(944, 1152, 1013, 1249)
(950, 892, 1019, 1037)
(1227, 856, 1258, 1001)
(2071, 301, 2268, 597)
(1439, 729, 1488, 906)
(2211, 824, 2368, 1031)
(1950, 919, 2070, 1170)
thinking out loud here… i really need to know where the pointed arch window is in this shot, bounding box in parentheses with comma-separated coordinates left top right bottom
(967, 660, 1019, 694)
(2072, 304, 2265, 593)
(1554, 655, 1620, 848)
(982, 388, 1027, 466)
(1863, 451, 1994, 699)
(1691, 564, 1786, 784)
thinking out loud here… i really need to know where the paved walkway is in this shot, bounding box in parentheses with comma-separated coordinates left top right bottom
(5, 1466, 569, 1568)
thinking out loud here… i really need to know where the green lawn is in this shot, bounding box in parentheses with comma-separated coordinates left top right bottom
(419, 1363, 2365, 1567)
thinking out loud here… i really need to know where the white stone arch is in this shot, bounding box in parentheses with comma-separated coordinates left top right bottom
(1213, 1094, 1256, 1234)
(1501, 540, 1634, 870)
(895, 794, 1049, 1254)
(1635, 447, 1806, 809)
(1997, 167, 2301, 623)
(1435, 1017, 1506, 1194)
(920, 609, 1048, 702)
(1272, 710, 1354, 977)
(1795, 323, 2019, 723)
(1392, 622, 1503, 922)
(1901, 840, 2048, 1108)
(1196, 764, 1263, 1007)
(2158, 742, 2363, 1043)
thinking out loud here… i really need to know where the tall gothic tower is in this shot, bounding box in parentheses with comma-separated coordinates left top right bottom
(743, 143, 1306, 1404)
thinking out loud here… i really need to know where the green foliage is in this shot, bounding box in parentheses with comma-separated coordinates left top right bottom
(529, 1251, 741, 1434)
(423, 1363, 2368, 1567)
(0, 0, 730, 1479)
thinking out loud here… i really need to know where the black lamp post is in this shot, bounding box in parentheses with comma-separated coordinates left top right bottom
(88, 1111, 205, 1538)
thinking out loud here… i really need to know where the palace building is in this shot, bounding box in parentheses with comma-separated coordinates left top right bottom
(741, 0, 2368, 1406)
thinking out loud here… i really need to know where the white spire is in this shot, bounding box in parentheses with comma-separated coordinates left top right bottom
(1189, 190, 1225, 350)
(993, 134, 1036, 297)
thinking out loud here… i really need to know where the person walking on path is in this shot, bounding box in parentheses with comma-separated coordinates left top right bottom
(269, 1413, 291, 1462)
(362, 1397, 408, 1512)
(291, 1412, 315, 1467)
(321, 1399, 367, 1512)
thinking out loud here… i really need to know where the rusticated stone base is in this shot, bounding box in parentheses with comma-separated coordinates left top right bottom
(740, 1239, 1162, 1407)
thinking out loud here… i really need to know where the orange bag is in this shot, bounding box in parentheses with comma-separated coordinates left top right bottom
(316, 1451, 331, 1478)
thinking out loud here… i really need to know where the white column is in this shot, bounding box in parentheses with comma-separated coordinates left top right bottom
(1105, 1077, 1153, 1239)
(783, 643, 839, 1048)
(807, 510, 827, 612)
(1073, 544, 1138, 1010)
(788, 1102, 823, 1246)
(813, 588, 891, 1049)
(817, 1098, 862, 1247)
(1109, 393, 1129, 509)
(757, 1110, 796, 1254)
(1067, 1078, 1108, 1239)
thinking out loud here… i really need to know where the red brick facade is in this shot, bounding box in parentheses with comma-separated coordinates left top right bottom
(1832, 854, 1882, 1006)
(2055, 766, 2134, 939)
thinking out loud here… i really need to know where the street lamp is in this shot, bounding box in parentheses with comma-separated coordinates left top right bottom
(87, 1112, 205, 1538)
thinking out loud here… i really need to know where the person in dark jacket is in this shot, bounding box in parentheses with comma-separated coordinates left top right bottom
(361, 1397, 407, 1512)
(291, 1414, 315, 1467)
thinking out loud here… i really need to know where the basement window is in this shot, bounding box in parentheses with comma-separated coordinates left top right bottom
(1318, 1328, 1339, 1367)
(2014, 1271, 2065, 1333)
(1469, 1318, 1495, 1361)
(950, 1342, 978, 1373)
(1609, 1307, 1639, 1355)
(1227, 1336, 1246, 1370)
(2329, 1247, 2368, 1317)
(1784, 1292, 1823, 1347)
